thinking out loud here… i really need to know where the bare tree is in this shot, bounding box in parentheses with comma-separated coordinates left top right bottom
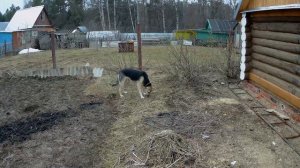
(113, 0, 117, 30)
(229, 0, 238, 9)
(175, 0, 179, 30)
(98, 0, 106, 30)
(106, 0, 111, 30)
(161, 0, 166, 33)
(128, 0, 135, 32)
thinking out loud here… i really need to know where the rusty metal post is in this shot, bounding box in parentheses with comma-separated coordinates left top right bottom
(51, 32, 57, 69)
(136, 1, 142, 70)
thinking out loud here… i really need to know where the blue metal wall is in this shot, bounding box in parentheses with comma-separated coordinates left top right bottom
(0, 32, 13, 57)
(0, 32, 12, 43)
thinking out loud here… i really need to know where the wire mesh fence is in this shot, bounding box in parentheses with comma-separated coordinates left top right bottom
(0, 42, 13, 58)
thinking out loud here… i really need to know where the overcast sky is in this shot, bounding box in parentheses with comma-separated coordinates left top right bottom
(0, 0, 24, 13)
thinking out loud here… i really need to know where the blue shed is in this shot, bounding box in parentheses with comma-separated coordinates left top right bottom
(0, 32, 13, 57)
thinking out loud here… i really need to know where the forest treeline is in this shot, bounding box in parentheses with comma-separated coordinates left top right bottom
(0, 0, 237, 32)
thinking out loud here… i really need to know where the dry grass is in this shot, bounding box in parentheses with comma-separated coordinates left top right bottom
(0, 46, 226, 72)
(0, 46, 228, 167)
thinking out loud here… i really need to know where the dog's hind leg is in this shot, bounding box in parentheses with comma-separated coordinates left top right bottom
(137, 80, 145, 99)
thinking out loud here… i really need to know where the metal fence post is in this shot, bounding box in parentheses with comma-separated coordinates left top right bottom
(51, 32, 57, 69)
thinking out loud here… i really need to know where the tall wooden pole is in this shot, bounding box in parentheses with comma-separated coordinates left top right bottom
(51, 32, 57, 69)
(136, 0, 142, 70)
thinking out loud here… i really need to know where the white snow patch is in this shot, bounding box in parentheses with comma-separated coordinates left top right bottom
(19, 48, 42, 54)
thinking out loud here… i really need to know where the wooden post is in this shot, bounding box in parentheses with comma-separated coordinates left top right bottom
(51, 32, 57, 69)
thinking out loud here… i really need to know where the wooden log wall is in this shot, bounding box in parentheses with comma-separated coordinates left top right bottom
(246, 15, 300, 108)
(240, 13, 252, 80)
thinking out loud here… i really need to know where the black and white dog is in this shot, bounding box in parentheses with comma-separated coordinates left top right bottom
(113, 68, 152, 99)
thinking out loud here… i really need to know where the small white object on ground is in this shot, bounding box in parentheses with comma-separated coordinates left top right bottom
(272, 141, 276, 146)
(202, 134, 210, 139)
(265, 109, 290, 120)
(93, 68, 103, 77)
(231, 161, 237, 166)
(183, 40, 193, 46)
(85, 63, 90, 67)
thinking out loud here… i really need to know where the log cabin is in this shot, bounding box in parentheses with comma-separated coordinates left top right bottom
(234, 0, 300, 110)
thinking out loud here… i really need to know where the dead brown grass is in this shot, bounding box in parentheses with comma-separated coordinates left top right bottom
(0, 46, 228, 167)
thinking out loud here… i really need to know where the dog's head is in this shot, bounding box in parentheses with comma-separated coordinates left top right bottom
(145, 83, 152, 96)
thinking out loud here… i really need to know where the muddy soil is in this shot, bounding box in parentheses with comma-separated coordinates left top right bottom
(143, 75, 300, 168)
(0, 77, 116, 168)
(1, 73, 300, 168)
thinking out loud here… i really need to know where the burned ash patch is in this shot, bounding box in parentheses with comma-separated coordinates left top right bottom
(79, 101, 103, 111)
(0, 109, 75, 144)
(23, 104, 40, 113)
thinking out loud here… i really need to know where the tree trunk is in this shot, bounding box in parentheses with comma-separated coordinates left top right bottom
(113, 0, 116, 30)
(175, 0, 179, 30)
(144, 0, 148, 32)
(128, 0, 135, 33)
(99, 0, 106, 30)
(161, 1, 166, 33)
(106, 0, 111, 30)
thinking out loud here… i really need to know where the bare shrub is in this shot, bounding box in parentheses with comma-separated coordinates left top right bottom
(226, 33, 240, 79)
(117, 130, 196, 168)
(104, 52, 137, 73)
(167, 45, 200, 86)
(166, 44, 218, 87)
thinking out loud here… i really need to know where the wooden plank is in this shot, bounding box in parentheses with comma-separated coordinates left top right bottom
(252, 45, 300, 64)
(249, 73, 300, 109)
(251, 16, 300, 22)
(252, 30, 300, 44)
(252, 52, 300, 76)
(252, 60, 300, 87)
(251, 69, 300, 97)
(252, 22, 300, 34)
(252, 38, 300, 54)
(248, 0, 300, 9)
(251, 10, 300, 17)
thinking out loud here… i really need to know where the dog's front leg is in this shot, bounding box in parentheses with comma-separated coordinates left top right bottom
(119, 80, 125, 98)
(119, 86, 124, 98)
(137, 82, 144, 99)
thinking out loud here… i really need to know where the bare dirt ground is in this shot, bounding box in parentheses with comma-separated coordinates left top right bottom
(0, 77, 116, 167)
(0, 47, 299, 167)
